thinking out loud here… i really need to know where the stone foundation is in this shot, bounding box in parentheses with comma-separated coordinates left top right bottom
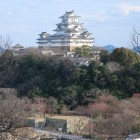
(45, 116, 91, 135)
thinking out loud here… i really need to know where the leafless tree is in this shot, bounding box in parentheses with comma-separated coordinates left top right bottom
(0, 35, 17, 86)
(0, 89, 33, 140)
(75, 95, 140, 137)
(32, 97, 58, 117)
(0, 58, 17, 86)
(131, 27, 140, 55)
(0, 35, 12, 54)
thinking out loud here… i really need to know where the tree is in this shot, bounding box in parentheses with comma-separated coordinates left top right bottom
(0, 35, 15, 86)
(95, 113, 135, 136)
(77, 88, 107, 106)
(0, 56, 17, 86)
(71, 67, 87, 85)
(83, 95, 140, 136)
(87, 61, 109, 87)
(29, 87, 42, 98)
(0, 89, 32, 140)
(131, 27, 140, 55)
(106, 61, 123, 73)
(60, 85, 80, 109)
(111, 47, 140, 67)
(87, 61, 102, 83)
(75, 45, 92, 57)
(32, 97, 58, 117)
(100, 50, 111, 64)
(0, 35, 12, 54)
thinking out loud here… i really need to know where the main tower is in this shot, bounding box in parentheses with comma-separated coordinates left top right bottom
(37, 10, 94, 51)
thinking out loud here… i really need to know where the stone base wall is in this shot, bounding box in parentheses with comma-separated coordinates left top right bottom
(67, 118, 90, 135)
(45, 117, 90, 135)
(45, 118, 67, 131)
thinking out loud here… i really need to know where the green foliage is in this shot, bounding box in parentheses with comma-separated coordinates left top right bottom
(131, 124, 140, 134)
(100, 50, 111, 64)
(75, 45, 92, 57)
(0, 51, 17, 86)
(70, 67, 87, 85)
(28, 87, 42, 98)
(77, 88, 108, 105)
(1, 51, 140, 108)
(87, 61, 109, 88)
(111, 47, 140, 67)
(57, 101, 64, 114)
(60, 85, 81, 109)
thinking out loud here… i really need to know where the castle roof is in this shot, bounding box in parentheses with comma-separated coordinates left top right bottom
(56, 21, 83, 26)
(13, 44, 24, 49)
(39, 32, 50, 38)
(59, 10, 80, 18)
(80, 31, 92, 36)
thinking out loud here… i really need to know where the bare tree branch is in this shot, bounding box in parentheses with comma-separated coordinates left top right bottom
(131, 27, 140, 55)
(0, 35, 17, 86)
(0, 35, 12, 54)
(0, 90, 33, 140)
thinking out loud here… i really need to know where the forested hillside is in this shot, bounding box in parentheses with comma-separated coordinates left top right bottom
(0, 47, 140, 110)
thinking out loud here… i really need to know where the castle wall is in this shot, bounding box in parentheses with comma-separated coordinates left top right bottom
(45, 118, 67, 131)
(45, 116, 91, 135)
(67, 118, 90, 135)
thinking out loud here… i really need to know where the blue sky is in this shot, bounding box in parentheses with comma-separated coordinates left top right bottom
(0, 0, 140, 47)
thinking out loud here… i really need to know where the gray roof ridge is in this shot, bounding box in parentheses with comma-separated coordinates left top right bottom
(13, 44, 24, 48)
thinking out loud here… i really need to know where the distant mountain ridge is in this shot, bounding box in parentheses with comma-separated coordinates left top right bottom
(103, 45, 116, 52)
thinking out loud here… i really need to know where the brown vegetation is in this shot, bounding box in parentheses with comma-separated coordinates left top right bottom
(0, 89, 32, 140)
(75, 95, 140, 136)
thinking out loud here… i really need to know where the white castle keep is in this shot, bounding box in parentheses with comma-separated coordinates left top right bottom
(37, 10, 94, 51)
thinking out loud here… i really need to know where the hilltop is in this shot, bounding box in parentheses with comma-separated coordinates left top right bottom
(103, 45, 116, 52)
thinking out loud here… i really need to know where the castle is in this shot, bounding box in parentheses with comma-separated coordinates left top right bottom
(37, 10, 94, 51)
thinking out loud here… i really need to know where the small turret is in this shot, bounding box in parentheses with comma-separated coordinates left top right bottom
(39, 32, 50, 38)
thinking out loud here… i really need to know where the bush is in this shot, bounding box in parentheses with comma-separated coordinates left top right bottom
(131, 124, 140, 134)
